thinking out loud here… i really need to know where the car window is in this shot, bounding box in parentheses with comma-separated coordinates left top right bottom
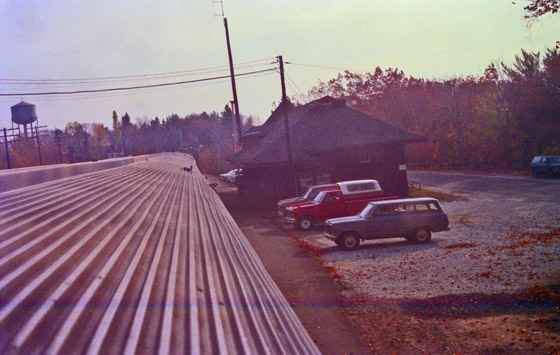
(393, 203, 407, 213)
(427, 202, 440, 211)
(361, 183, 374, 190)
(415, 202, 440, 212)
(313, 191, 326, 204)
(324, 194, 340, 204)
(372, 204, 392, 216)
(360, 204, 376, 218)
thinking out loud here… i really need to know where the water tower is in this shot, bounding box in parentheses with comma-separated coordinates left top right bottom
(11, 101, 38, 138)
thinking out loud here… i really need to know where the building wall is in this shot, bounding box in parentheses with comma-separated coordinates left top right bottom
(319, 143, 409, 197)
(238, 166, 296, 205)
(240, 143, 410, 205)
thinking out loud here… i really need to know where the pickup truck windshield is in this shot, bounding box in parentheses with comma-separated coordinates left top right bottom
(360, 203, 375, 218)
(313, 191, 326, 204)
(302, 188, 313, 200)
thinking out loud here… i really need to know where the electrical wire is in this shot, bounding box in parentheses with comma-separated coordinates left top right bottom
(284, 69, 309, 103)
(0, 62, 273, 88)
(0, 68, 277, 97)
(287, 62, 365, 73)
(0, 57, 276, 84)
(0, 62, 274, 92)
(0, 71, 277, 103)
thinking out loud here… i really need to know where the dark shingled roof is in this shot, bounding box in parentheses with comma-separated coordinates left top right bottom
(231, 96, 426, 166)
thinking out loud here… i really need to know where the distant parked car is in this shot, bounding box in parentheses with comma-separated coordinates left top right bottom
(324, 197, 450, 250)
(219, 169, 242, 183)
(530, 156, 560, 177)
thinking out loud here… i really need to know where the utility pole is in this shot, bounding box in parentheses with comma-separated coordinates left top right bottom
(224, 17, 242, 150)
(452, 80, 462, 165)
(229, 100, 238, 151)
(35, 126, 43, 166)
(3, 128, 11, 169)
(278, 55, 299, 196)
(55, 131, 63, 163)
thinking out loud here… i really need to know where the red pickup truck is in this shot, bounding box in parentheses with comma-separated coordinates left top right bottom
(284, 187, 397, 230)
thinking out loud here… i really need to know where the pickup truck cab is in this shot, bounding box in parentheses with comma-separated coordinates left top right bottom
(277, 183, 337, 217)
(324, 197, 450, 250)
(284, 180, 397, 230)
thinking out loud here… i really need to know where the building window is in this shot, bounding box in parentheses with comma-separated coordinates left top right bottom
(358, 148, 370, 163)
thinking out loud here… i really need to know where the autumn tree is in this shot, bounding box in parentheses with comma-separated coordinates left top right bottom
(90, 123, 110, 159)
(519, 0, 560, 48)
(121, 113, 133, 154)
(304, 45, 559, 168)
(112, 111, 121, 153)
(521, 0, 560, 21)
(65, 122, 87, 150)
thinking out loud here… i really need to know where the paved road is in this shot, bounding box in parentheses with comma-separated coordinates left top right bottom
(409, 171, 560, 202)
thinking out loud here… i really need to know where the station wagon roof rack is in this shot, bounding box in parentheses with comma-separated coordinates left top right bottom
(369, 197, 439, 205)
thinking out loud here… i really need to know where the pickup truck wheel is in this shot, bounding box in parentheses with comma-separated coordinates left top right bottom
(533, 169, 539, 177)
(411, 227, 431, 244)
(339, 232, 360, 250)
(297, 216, 314, 231)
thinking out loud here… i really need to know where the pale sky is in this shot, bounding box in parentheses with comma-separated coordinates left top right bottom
(1, 0, 558, 130)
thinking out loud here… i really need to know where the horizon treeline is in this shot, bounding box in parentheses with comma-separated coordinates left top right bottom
(1, 46, 558, 171)
(0, 105, 255, 172)
(303, 46, 560, 169)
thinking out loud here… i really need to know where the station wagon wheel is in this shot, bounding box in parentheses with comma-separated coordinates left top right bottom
(297, 216, 314, 231)
(412, 227, 431, 244)
(339, 232, 360, 250)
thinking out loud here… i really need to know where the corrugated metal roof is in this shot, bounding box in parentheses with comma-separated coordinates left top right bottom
(0, 153, 320, 354)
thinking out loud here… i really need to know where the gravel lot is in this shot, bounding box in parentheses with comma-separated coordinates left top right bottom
(276, 171, 560, 300)
(220, 171, 560, 354)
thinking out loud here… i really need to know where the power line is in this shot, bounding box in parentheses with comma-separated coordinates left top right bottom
(0, 62, 274, 91)
(284, 69, 308, 102)
(287, 62, 366, 73)
(0, 57, 276, 84)
(0, 70, 277, 103)
(0, 68, 276, 97)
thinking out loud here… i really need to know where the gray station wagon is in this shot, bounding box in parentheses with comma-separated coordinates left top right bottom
(324, 197, 450, 250)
